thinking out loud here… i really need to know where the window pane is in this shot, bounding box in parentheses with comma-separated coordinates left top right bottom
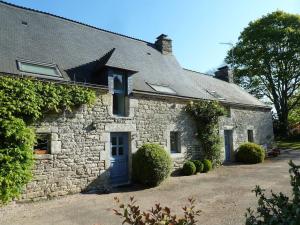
(118, 136, 123, 145)
(19, 61, 61, 77)
(113, 94, 125, 116)
(170, 132, 180, 153)
(149, 84, 176, 94)
(34, 133, 51, 154)
(111, 137, 117, 145)
(118, 147, 124, 155)
(248, 130, 254, 142)
(113, 74, 124, 92)
(112, 147, 117, 156)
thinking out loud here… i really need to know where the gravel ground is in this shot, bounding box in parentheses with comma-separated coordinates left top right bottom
(1, 149, 299, 225)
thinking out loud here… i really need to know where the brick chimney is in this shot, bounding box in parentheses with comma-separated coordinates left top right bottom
(214, 66, 234, 83)
(155, 34, 172, 54)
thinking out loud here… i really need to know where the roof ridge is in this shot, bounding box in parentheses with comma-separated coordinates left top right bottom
(0, 0, 153, 45)
(183, 67, 241, 86)
(183, 68, 214, 77)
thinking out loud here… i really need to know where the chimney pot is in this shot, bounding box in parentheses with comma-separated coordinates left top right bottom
(155, 34, 172, 54)
(214, 66, 234, 83)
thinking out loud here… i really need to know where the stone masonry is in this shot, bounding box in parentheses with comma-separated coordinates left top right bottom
(21, 91, 273, 201)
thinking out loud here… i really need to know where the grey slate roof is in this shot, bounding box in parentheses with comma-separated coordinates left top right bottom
(183, 69, 266, 107)
(0, 1, 268, 108)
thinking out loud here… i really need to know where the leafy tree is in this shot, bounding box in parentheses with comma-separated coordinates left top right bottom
(226, 11, 300, 136)
(289, 108, 300, 126)
(288, 91, 300, 126)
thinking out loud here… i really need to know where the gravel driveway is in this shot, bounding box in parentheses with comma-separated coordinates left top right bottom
(1, 149, 299, 225)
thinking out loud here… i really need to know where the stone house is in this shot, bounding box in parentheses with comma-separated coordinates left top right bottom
(0, 2, 273, 201)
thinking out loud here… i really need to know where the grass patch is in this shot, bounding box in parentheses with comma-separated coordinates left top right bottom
(276, 139, 300, 150)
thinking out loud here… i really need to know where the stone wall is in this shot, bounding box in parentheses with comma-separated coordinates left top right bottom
(20, 92, 273, 201)
(219, 106, 274, 161)
(134, 95, 199, 168)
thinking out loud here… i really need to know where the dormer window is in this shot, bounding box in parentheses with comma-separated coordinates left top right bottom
(108, 68, 134, 117)
(113, 73, 126, 116)
(113, 74, 125, 92)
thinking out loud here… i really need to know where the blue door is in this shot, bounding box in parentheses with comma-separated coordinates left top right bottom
(110, 133, 129, 185)
(224, 130, 233, 161)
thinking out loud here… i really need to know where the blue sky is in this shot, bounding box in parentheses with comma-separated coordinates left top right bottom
(5, 0, 300, 73)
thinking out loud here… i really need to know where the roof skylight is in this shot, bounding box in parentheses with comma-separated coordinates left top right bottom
(207, 90, 225, 100)
(17, 60, 62, 78)
(148, 83, 176, 95)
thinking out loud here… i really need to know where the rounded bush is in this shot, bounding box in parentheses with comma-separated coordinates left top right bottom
(236, 142, 265, 164)
(132, 143, 172, 187)
(192, 160, 204, 173)
(182, 161, 196, 176)
(202, 159, 212, 173)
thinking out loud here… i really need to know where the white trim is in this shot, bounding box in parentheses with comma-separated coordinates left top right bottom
(170, 153, 184, 158)
(223, 125, 234, 130)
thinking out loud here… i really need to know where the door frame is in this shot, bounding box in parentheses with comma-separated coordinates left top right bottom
(109, 132, 130, 186)
(224, 129, 233, 162)
(103, 123, 137, 188)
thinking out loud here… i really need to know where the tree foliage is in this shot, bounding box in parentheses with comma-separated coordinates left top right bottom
(226, 11, 300, 136)
(288, 91, 300, 126)
(0, 76, 96, 204)
(246, 161, 300, 225)
(185, 100, 225, 164)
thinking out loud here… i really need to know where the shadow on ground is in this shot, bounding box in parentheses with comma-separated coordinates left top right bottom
(269, 149, 300, 161)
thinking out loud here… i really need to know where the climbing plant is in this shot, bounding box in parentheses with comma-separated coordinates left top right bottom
(185, 100, 225, 164)
(0, 76, 96, 204)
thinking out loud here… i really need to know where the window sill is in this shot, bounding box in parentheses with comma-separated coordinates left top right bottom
(170, 153, 184, 158)
(111, 114, 133, 120)
(34, 154, 53, 160)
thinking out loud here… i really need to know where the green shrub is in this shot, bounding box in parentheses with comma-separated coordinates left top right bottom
(191, 160, 203, 173)
(114, 197, 201, 225)
(202, 159, 212, 173)
(182, 161, 196, 176)
(236, 142, 265, 164)
(132, 143, 172, 187)
(185, 100, 225, 164)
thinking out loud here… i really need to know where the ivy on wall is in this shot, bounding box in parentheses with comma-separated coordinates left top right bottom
(185, 100, 225, 164)
(0, 76, 96, 204)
